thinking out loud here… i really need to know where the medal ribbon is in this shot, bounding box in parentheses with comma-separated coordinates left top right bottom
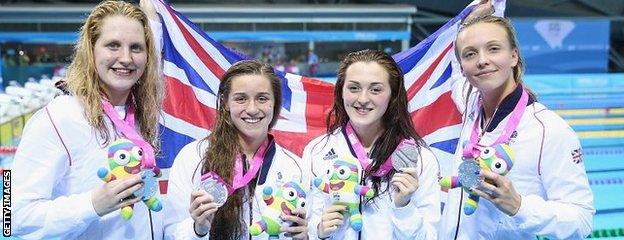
(101, 97, 156, 169)
(462, 88, 528, 159)
(345, 122, 415, 176)
(231, 137, 271, 191)
(200, 136, 273, 195)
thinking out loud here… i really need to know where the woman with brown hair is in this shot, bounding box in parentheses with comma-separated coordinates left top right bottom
(304, 49, 440, 239)
(165, 60, 310, 239)
(12, 1, 164, 239)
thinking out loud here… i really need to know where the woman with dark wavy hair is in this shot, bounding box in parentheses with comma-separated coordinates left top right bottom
(304, 49, 440, 239)
(165, 60, 310, 240)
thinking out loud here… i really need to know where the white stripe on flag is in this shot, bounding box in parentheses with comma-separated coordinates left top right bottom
(423, 124, 463, 147)
(408, 52, 456, 110)
(163, 61, 218, 109)
(156, 1, 223, 93)
(273, 73, 309, 133)
(403, 27, 458, 88)
(159, 111, 210, 140)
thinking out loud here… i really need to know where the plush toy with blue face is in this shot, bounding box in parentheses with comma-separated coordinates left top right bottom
(439, 143, 515, 215)
(97, 139, 163, 220)
(313, 155, 374, 232)
(249, 181, 307, 238)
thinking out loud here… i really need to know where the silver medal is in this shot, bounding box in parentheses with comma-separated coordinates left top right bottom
(458, 160, 481, 189)
(391, 144, 419, 171)
(200, 176, 229, 207)
(134, 169, 159, 199)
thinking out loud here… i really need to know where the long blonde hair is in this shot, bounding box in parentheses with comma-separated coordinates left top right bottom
(66, 0, 162, 147)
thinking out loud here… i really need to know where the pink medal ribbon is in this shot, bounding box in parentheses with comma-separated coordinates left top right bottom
(200, 136, 272, 197)
(345, 122, 415, 176)
(462, 88, 529, 159)
(231, 137, 271, 191)
(101, 97, 156, 169)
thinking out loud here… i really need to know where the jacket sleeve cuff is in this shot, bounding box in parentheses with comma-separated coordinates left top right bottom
(392, 199, 424, 230)
(80, 190, 101, 224)
(184, 217, 209, 240)
(307, 210, 322, 239)
(511, 194, 543, 228)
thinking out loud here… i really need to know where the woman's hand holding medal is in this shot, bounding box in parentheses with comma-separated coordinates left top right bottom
(470, 170, 522, 216)
(391, 168, 419, 208)
(191, 172, 231, 236)
(390, 144, 420, 208)
(91, 175, 144, 217)
(190, 190, 219, 237)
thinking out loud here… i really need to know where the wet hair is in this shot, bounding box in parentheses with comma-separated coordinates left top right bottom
(327, 49, 426, 202)
(200, 60, 282, 239)
(66, 0, 162, 147)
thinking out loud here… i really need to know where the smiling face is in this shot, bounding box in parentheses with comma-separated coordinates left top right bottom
(342, 61, 391, 133)
(456, 22, 518, 97)
(107, 139, 143, 177)
(277, 182, 307, 215)
(94, 15, 147, 105)
(325, 157, 360, 192)
(227, 74, 275, 142)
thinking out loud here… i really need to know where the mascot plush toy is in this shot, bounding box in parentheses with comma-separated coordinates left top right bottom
(249, 181, 307, 238)
(97, 139, 163, 220)
(439, 143, 515, 215)
(313, 155, 374, 231)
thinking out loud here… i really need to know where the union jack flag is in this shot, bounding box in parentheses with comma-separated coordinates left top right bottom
(152, 0, 507, 184)
(572, 148, 583, 164)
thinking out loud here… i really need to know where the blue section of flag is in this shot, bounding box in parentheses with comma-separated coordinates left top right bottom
(275, 71, 293, 111)
(157, 124, 195, 168)
(430, 138, 460, 154)
(394, 4, 475, 71)
(161, 21, 215, 94)
(430, 63, 453, 90)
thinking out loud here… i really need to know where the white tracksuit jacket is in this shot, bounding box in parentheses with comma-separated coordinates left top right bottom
(12, 95, 165, 240)
(438, 81, 595, 239)
(164, 138, 311, 240)
(304, 129, 441, 240)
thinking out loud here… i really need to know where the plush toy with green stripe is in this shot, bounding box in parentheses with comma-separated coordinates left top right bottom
(97, 139, 163, 220)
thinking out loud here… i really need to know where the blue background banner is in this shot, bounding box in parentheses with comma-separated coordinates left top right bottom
(513, 19, 610, 74)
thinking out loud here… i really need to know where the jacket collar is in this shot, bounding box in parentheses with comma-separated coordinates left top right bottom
(482, 84, 535, 132)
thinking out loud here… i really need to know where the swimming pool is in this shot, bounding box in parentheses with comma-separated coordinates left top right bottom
(540, 74, 624, 239)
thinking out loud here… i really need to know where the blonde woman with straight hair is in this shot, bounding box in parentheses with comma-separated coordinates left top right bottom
(438, 13, 594, 240)
(12, 1, 164, 239)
